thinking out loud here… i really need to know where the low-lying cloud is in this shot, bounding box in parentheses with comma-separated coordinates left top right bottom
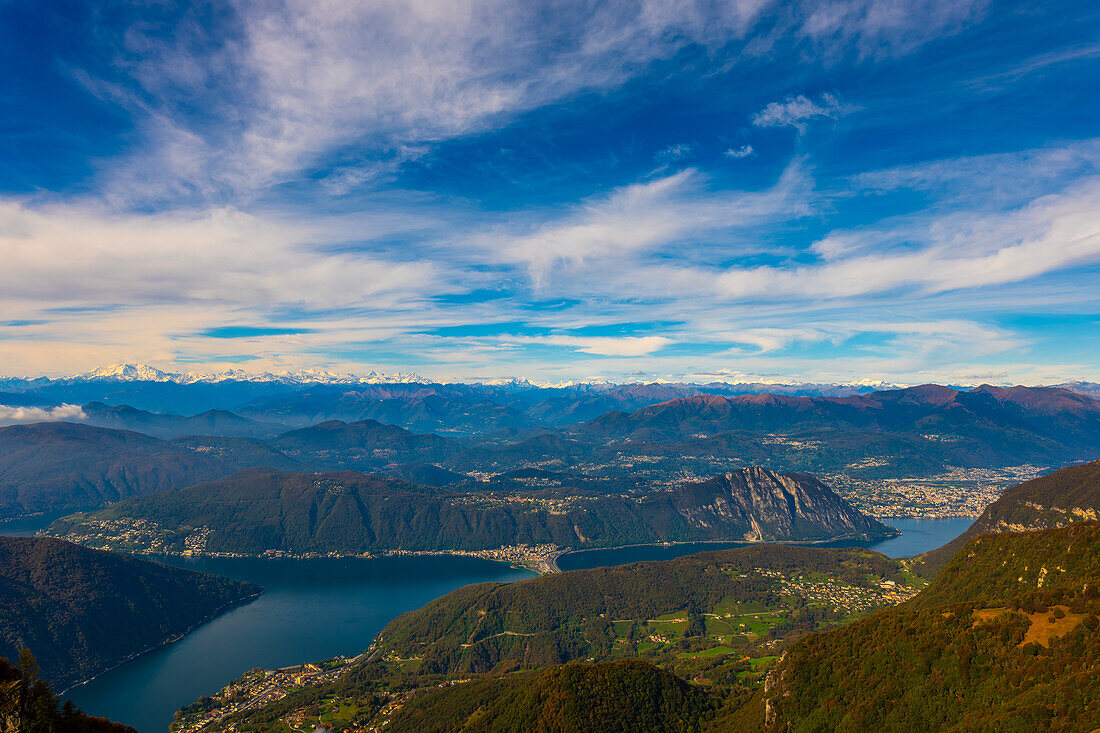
(0, 404, 86, 425)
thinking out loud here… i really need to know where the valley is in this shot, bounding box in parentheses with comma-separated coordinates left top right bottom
(1, 375, 1099, 731)
(168, 545, 930, 732)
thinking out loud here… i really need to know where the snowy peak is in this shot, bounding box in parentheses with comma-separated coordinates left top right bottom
(70, 363, 429, 385)
(77, 363, 176, 382)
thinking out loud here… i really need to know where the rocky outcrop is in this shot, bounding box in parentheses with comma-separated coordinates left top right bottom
(669, 466, 896, 542)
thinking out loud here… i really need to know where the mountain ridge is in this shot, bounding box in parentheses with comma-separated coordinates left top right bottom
(45, 466, 894, 556)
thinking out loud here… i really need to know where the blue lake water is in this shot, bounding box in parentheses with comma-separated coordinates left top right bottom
(556, 516, 973, 571)
(61, 555, 534, 732)
(0, 515, 973, 732)
(0, 511, 72, 537)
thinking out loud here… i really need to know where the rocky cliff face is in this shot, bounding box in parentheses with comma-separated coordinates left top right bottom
(669, 466, 896, 541)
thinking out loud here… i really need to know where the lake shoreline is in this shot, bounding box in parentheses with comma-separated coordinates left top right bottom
(64, 554, 535, 733)
(554, 528, 905, 570)
(58, 589, 264, 695)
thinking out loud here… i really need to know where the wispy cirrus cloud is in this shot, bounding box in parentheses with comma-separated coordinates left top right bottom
(715, 177, 1100, 299)
(494, 162, 814, 286)
(752, 92, 856, 130)
(68, 0, 986, 204)
(654, 143, 698, 164)
(508, 334, 674, 356)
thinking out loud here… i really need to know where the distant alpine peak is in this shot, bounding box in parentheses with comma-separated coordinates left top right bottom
(71, 363, 430, 385)
(472, 376, 540, 389)
(77, 363, 176, 382)
(37, 365, 1100, 398)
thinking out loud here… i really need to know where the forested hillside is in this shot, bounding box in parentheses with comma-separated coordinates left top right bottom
(387, 660, 716, 733)
(0, 537, 260, 689)
(46, 467, 893, 556)
(766, 523, 1100, 731)
(0, 653, 135, 733)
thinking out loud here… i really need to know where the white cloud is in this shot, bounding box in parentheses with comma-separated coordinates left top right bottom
(724, 145, 755, 159)
(715, 176, 1100, 299)
(0, 200, 434, 310)
(495, 162, 813, 285)
(850, 139, 1100, 204)
(73, 0, 984, 203)
(718, 327, 832, 353)
(655, 143, 697, 164)
(798, 0, 989, 60)
(508, 335, 673, 356)
(752, 92, 854, 130)
(0, 404, 86, 425)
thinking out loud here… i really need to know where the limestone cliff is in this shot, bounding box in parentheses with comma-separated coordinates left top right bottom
(667, 466, 896, 542)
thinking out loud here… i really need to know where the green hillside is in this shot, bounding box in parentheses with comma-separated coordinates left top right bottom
(387, 660, 715, 733)
(186, 544, 920, 731)
(766, 522, 1100, 732)
(0, 537, 260, 689)
(374, 545, 911, 677)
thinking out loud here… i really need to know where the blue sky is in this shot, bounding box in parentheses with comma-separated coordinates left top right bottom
(0, 0, 1098, 383)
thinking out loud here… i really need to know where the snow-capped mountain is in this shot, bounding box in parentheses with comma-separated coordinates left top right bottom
(69, 363, 430, 385)
(76, 364, 177, 382)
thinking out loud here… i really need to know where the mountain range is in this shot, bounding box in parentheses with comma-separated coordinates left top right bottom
(4, 383, 1100, 522)
(45, 466, 894, 556)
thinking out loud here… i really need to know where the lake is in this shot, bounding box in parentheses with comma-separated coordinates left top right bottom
(557, 516, 974, 571)
(2, 515, 972, 732)
(61, 555, 534, 732)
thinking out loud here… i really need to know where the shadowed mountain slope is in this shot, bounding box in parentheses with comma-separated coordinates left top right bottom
(0, 422, 298, 520)
(80, 402, 287, 439)
(269, 419, 459, 468)
(0, 537, 260, 689)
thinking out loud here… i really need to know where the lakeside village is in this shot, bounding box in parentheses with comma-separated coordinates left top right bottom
(170, 654, 367, 733)
(824, 464, 1045, 518)
(44, 516, 565, 574)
